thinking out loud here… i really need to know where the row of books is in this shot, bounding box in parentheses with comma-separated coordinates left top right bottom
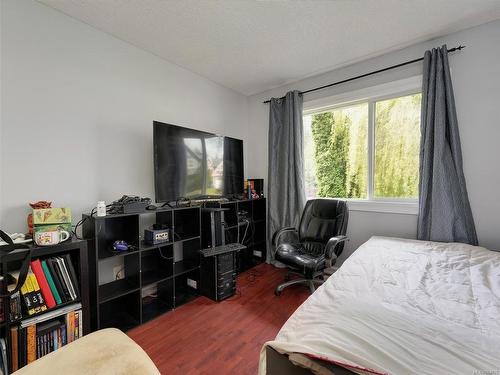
(5, 304, 82, 373)
(7, 255, 80, 320)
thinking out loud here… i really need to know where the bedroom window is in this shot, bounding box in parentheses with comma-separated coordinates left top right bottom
(303, 78, 421, 213)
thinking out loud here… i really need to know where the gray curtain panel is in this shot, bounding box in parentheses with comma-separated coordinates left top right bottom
(267, 90, 307, 262)
(418, 45, 478, 245)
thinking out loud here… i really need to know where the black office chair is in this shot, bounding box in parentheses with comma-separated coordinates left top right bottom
(273, 199, 349, 295)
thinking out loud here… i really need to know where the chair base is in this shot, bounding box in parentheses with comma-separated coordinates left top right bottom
(275, 275, 324, 295)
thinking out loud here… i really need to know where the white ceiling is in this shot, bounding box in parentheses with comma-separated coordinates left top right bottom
(38, 0, 500, 96)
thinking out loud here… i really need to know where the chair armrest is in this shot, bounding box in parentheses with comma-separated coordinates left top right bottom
(325, 235, 349, 259)
(272, 227, 297, 246)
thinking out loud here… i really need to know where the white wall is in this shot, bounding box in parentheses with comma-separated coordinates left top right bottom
(0, 0, 250, 232)
(248, 20, 500, 259)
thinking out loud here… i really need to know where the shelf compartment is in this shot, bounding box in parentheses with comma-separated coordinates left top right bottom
(220, 202, 238, 227)
(174, 269, 199, 308)
(253, 220, 266, 244)
(142, 278, 174, 323)
(237, 200, 253, 219)
(173, 208, 200, 241)
(173, 237, 200, 275)
(174, 259, 200, 277)
(139, 210, 173, 247)
(141, 247, 174, 287)
(99, 291, 140, 331)
(252, 199, 266, 221)
(96, 215, 140, 260)
(99, 278, 139, 303)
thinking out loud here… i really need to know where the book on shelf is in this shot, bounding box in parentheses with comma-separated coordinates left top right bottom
(14, 304, 82, 369)
(23, 269, 46, 315)
(0, 276, 4, 324)
(41, 260, 62, 305)
(0, 338, 7, 375)
(6, 272, 22, 321)
(10, 327, 18, 372)
(9, 292, 22, 322)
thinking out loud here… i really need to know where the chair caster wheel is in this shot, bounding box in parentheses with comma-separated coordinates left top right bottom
(274, 289, 282, 296)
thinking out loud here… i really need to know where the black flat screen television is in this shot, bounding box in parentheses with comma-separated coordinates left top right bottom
(154, 121, 244, 203)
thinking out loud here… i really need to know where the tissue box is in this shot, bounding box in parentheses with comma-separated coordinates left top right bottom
(32, 208, 71, 225)
(33, 208, 72, 235)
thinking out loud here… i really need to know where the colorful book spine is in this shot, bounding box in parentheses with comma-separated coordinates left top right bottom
(41, 260, 62, 305)
(31, 260, 56, 309)
(66, 311, 75, 343)
(10, 326, 19, 371)
(27, 270, 47, 313)
(26, 325, 36, 364)
(9, 291, 22, 321)
(20, 274, 36, 316)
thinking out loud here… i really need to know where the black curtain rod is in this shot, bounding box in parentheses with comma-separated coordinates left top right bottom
(263, 45, 465, 104)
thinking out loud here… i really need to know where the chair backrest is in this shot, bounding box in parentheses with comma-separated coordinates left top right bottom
(298, 199, 349, 257)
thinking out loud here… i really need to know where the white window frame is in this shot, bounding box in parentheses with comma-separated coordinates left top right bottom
(303, 76, 422, 215)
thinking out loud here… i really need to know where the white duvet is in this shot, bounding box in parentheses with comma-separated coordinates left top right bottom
(260, 236, 500, 375)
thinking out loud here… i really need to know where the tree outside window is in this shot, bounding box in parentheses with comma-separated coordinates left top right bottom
(304, 93, 421, 201)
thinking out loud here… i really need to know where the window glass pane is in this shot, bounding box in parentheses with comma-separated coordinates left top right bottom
(304, 103, 368, 199)
(374, 93, 421, 198)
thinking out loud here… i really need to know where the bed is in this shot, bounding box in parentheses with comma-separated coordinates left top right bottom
(260, 236, 500, 375)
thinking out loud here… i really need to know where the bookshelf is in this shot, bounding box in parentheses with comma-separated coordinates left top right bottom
(82, 206, 202, 331)
(0, 240, 89, 374)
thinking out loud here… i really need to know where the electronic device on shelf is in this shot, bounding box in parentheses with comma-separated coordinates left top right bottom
(200, 243, 246, 257)
(153, 121, 244, 203)
(144, 224, 170, 245)
(112, 240, 132, 252)
(108, 195, 151, 214)
(191, 197, 230, 206)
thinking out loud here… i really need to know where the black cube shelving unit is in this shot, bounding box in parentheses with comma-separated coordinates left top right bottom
(204, 198, 267, 272)
(83, 206, 201, 332)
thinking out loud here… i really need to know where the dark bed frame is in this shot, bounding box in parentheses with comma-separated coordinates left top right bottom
(266, 347, 355, 375)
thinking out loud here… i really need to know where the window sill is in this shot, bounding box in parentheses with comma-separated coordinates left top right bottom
(346, 200, 418, 215)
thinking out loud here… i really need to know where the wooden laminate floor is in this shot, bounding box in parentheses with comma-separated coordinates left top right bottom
(128, 263, 310, 375)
